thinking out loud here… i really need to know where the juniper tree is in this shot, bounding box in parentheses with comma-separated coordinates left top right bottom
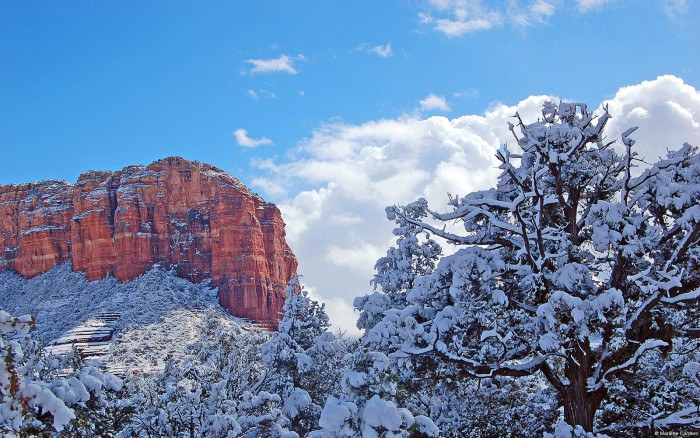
(360, 102, 699, 433)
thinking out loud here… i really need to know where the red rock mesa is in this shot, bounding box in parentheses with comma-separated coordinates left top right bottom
(0, 157, 297, 325)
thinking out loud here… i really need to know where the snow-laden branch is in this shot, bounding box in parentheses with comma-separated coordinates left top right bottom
(441, 197, 517, 217)
(661, 288, 700, 304)
(625, 291, 660, 333)
(432, 205, 523, 235)
(651, 406, 700, 430)
(664, 222, 700, 273)
(592, 339, 669, 390)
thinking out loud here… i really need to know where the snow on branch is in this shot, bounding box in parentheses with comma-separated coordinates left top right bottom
(651, 406, 700, 430)
(594, 339, 669, 389)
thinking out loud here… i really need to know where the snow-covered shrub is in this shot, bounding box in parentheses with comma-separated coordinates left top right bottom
(425, 374, 557, 437)
(118, 310, 270, 437)
(0, 309, 121, 436)
(237, 390, 297, 438)
(311, 345, 439, 437)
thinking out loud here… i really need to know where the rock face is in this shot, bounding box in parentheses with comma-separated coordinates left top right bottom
(0, 157, 298, 325)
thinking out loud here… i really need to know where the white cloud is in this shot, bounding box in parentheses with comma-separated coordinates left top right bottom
(258, 107, 520, 333)
(576, 0, 614, 13)
(662, 0, 688, 20)
(251, 177, 287, 197)
(599, 75, 700, 164)
(531, 0, 557, 16)
(329, 213, 364, 225)
(278, 188, 330, 243)
(251, 158, 281, 172)
(419, 0, 503, 37)
(259, 76, 699, 335)
(234, 128, 273, 148)
(355, 43, 394, 58)
(247, 89, 277, 101)
(369, 43, 393, 58)
(327, 242, 386, 273)
(422, 0, 679, 35)
(244, 54, 299, 75)
(419, 93, 451, 112)
(453, 87, 479, 98)
(304, 286, 363, 337)
(512, 0, 558, 27)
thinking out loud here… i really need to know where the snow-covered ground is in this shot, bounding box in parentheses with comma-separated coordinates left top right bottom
(0, 263, 260, 374)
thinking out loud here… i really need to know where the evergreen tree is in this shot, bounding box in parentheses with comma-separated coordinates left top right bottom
(262, 278, 347, 436)
(356, 102, 699, 434)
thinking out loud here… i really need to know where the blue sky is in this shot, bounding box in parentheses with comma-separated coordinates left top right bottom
(2, 1, 699, 332)
(1, 1, 697, 185)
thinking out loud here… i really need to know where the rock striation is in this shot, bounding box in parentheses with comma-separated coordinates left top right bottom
(0, 157, 297, 325)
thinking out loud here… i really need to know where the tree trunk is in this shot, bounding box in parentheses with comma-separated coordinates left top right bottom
(562, 384, 599, 432)
(562, 341, 604, 432)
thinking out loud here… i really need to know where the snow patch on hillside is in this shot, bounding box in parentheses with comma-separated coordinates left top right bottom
(0, 263, 258, 373)
(105, 308, 226, 373)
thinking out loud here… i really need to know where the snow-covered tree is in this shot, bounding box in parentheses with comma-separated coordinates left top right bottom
(0, 309, 122, 436)
(372, 201, 442, 297)
(355, 204, 556, 436)
(311, 347, 440, 438)
(262, 278, 347, 436)
(367, 102, 699, 433)
(119, 309, 278, 437)
(355, 201, 442, 334)
(237, 390, 297, 438)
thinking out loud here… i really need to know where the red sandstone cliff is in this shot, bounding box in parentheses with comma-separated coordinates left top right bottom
(0, 157, 298, 325)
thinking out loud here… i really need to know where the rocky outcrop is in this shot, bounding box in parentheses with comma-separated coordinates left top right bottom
(0, 180, 74, 277)
(0, 157, 298, 325)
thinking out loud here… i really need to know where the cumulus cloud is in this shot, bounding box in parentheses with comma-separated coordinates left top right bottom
(305, 287, 363, 337)
(234, 128, 273, 148)
(327, 242, 386, 274)
(419, 93, 451, 112)
(244, 54, 300, 75)
(256, 101, 547, 333)
(275, 188, 330, 243)
(251, 177, 287, 197)
(600, 75, 700, 164)
(257, 76, 699, 335)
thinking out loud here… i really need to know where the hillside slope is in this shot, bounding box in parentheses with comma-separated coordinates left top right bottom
(0, 263, 268, 373)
